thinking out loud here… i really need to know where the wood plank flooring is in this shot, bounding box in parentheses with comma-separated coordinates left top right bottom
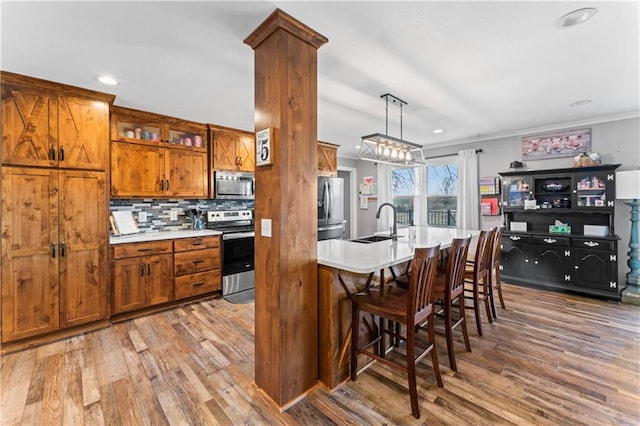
(2, 283, 639, 425)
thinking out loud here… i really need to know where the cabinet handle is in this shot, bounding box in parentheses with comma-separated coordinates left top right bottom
(147, 264, 151, 275)
(166, 180, 170, 191)
(59, 146, 64, 161)
(191, 242, 204, 246)
(534, 260, 538, 264)
(49, 146, 56, 160)
(510, 235, 521, 241)
(51, 242, 56, 258)
(160, 179, 165, 191)
(60, 242, 66, 257)
(137, 248, 153, 252)
(584, 241, 600, 248)
(543, 238, 557, 244)
(192, 259, 204, 264)
(192, 282, 205, 287)
(140, 263, 145, 276)
(524, 259, 529, 263)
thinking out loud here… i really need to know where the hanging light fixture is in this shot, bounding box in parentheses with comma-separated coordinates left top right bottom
(359, 93, 425, 166)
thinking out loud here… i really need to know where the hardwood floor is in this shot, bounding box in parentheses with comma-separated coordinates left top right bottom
(2, 283, 639, 425)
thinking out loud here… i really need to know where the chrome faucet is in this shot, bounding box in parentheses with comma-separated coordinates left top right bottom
(376, 203, 397, 240)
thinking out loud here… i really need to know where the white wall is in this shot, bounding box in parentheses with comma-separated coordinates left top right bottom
(341, 117, 640, 284)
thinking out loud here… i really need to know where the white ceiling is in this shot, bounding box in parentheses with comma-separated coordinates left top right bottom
(2, 1, 638, 159)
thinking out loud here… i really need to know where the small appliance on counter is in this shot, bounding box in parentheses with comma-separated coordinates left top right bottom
(186, 209, 203, 229)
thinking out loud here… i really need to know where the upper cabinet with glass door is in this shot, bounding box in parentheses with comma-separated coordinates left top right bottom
(110, 106, 206, 152)
(502, 176, 533, 211)
(573, 168, 616, 211)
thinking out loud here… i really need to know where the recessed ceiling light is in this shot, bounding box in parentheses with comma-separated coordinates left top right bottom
(554, 8, 597, 29)
(98, 75, 118, 85)
(570, 99, 592, 107)
(355, 145, 361, 149)
(432, 128, 444, 134)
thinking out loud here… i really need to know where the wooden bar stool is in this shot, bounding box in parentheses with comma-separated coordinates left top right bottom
(350, 245, 443, 419)
(431, 236, 472, 372)
(463, 229, 494, 336)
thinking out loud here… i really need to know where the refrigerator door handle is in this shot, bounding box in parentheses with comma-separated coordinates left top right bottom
(323, 181, 329, 220)
(327, 182, 331, 219)
(318, 224, 344, 231)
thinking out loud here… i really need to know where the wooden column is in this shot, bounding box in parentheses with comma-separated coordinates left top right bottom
(244, 10, 328, 408)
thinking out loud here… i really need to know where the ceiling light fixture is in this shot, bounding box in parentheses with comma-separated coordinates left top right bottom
(433, 128, 444, 134)
(98, 75, 118, 85)
(554, 8, 597, 29)
(570, 99, 592, 106)
(359, 93, 424, 166)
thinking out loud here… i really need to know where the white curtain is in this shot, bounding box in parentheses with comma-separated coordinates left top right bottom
(456, 149, 480, 230)
(376, 162, 393, 232)
(414, 167, 427, 226)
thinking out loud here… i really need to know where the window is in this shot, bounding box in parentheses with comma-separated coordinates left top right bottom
(391, 168, 416, 225)
(426, 163, 457, 227)
(390, 159, 458, 228)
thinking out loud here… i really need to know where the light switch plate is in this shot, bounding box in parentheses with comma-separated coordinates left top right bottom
(169, 210, 178, 221)
(138, 211, 147, 223)
(261, 218, 272, 237)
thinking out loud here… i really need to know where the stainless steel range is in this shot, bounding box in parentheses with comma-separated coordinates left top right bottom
(206, 209, 254, 299)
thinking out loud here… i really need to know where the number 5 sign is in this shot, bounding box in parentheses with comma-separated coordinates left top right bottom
(256, 128, 272, 167)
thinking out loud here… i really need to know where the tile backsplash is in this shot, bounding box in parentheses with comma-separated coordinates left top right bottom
(109, 199, 254, 233)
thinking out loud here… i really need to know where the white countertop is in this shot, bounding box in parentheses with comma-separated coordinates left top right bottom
(110, 229, 222, 245)
(317, 226, 480, 274)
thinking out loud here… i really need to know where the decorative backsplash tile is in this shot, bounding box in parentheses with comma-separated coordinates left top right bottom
(109, 199, 254, 234)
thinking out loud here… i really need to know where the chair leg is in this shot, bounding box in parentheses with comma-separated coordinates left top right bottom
(484, 277, 494, 324)
(495, 267, 506, 309)
(458, 295, 472, 353)
(489, 270, 499, 319)
(427, 314, 444, 388)
(406, 321, 420, 419)
(473, 283, 483, 336)
(350, 304, 360, 381)
(444, 301, 457, 372)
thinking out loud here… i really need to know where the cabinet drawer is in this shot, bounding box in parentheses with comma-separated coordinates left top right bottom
(174, 248, 221, 276)
(531, 236, 570, 247)
(174, 236, 220, 252)
(113, 240, 173, 259)
(175, 270, 221, 299)
(572, 238, 615, 251)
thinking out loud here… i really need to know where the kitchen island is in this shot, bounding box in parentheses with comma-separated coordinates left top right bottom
(317, 226, 480, 389)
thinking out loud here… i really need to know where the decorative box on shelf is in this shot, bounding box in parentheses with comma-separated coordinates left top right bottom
(584, 225, 609, 236)
(510, 222, 527, 232)
(549, 224, 571, 234)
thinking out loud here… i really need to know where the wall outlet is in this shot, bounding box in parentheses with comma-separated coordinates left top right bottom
(138, 211, 147, 223)
(169, 210, 178, 221)
(261, 218, 272, 238)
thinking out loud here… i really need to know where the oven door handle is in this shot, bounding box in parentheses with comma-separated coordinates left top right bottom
(223, 231, 256, 240)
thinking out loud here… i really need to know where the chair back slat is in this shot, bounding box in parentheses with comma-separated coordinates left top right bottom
(491, 226, 505, 267)
(446, 236, 472, 300)
(409, 245, 440, 322)
(473, 229, 494, 279)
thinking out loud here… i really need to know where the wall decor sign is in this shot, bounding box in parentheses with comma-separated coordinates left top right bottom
(256, 128, 272, 166)
(522, 128, 591, 161)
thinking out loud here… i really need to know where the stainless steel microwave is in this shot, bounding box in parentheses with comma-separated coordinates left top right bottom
(214, 171, 255, 199)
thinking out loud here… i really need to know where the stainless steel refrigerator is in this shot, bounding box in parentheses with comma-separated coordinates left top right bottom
(317, 176, 345, 241)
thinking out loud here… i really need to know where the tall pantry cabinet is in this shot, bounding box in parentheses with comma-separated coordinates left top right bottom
(1, 72, 114, 343)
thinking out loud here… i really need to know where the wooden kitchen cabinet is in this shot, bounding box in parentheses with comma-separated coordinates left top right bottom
(1, 167, 109, 342)
(210, 125, 255, 172)
(1, 72, 111, 170)
(110, 106, 208, 198)
(112, 240, 174, 314)
(173, 236, 221, 299)
(317, 141, 338, 176)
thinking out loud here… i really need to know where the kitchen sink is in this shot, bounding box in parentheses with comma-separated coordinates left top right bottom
(349, 235, 397, 244)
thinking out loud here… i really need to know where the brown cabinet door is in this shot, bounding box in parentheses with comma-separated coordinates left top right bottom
(112, 258, 147, 314)
(145, 254, 174, 306)
(237, 134, 255, 172)
(58, 170, 108, 327)
(111, 141, 165, 197)
(318, 143, 338, 176)
(166, 148, 208, 198)
(1, 83, 57, 167)
(212, 129, 239, 170)
(1, 168, 59, 342)
(57, 95, 109, 171)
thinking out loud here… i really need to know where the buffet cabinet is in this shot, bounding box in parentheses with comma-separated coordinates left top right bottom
(499, 164, 620, 299)
(1, 72, 114, 343)
(110, 106, 208, 198)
